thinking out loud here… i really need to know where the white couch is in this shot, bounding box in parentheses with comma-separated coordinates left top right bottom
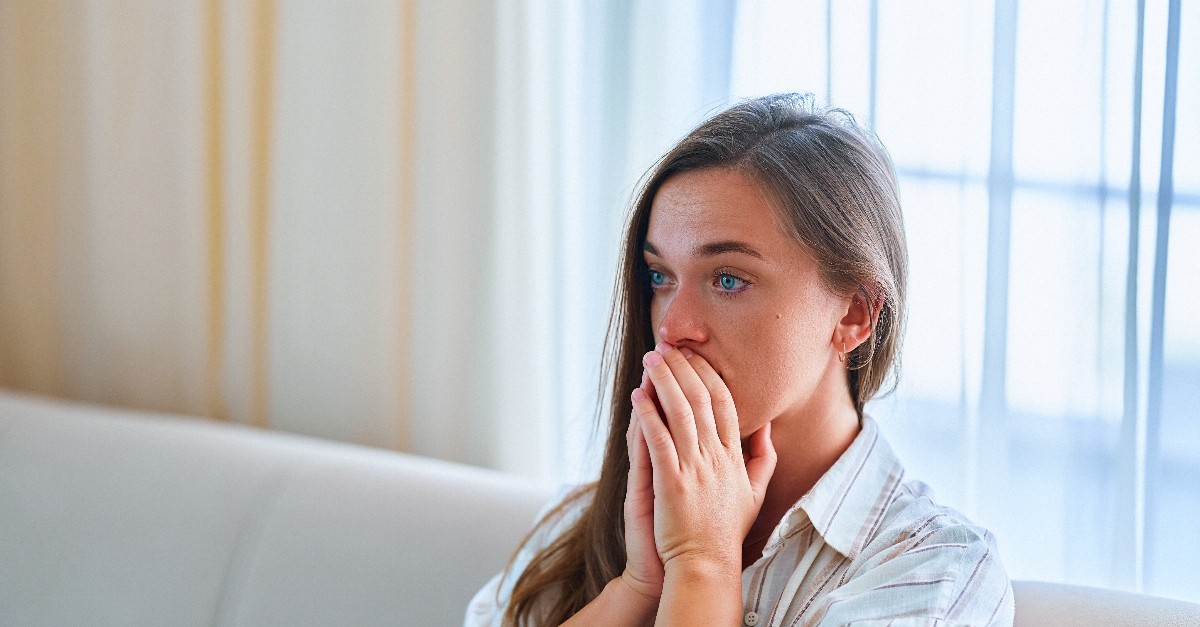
(0, 391, 553, 626)
(2, 390, 1198, 626)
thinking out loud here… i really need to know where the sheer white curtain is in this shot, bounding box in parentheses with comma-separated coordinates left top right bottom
(731, 0, 1198, 602)
(406, 0, 738, 480)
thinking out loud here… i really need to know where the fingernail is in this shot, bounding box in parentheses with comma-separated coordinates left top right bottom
(643, 351, 663, 367)
(678, 347, 694, 359)
(631, 388, 647, 403)
(655, 342, 671, 355)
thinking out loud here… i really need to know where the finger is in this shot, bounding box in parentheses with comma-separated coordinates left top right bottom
(640, 370, 659, 417)
(685, 351, 740, 447)
(624, 413, 652, 523)
(659, 345, 722, 450)
(744, 422, 777, 506)
(627, 414, 649, 487)
(642, 348, 699, 456)
(632, 386, 679, 472)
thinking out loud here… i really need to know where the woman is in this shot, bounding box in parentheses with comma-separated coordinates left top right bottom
(467, 93, 1013, 626)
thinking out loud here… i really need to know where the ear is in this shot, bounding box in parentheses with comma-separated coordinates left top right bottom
(832, 289, 879, 355)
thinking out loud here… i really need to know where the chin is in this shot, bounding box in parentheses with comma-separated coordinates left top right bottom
(737, 414, 772, 440)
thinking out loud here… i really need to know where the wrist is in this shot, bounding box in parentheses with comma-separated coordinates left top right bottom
(610, 572, 659, 625)
(663, 552, 740, 586)
(565, 574, 659, 626)
(656, 554, 743, 624)
(618, 569, 662, 603)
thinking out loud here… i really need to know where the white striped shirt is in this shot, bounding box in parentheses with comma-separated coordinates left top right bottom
(466, 416, 1014, 626)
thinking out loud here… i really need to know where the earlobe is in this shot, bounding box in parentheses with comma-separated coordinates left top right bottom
(835, 292, 878, 356)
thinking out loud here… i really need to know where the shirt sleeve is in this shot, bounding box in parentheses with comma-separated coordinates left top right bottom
(463, 485, 590, 627)
(464, 571, 505, 627)
(812, 523, 1014, 626)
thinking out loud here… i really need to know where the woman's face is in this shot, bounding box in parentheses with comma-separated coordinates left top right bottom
(643, 167, 849, 437)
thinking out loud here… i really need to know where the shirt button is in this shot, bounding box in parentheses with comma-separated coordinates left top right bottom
(744, 611, 760, 626)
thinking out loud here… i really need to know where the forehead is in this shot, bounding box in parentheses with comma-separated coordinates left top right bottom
(645, 168, 793, 254)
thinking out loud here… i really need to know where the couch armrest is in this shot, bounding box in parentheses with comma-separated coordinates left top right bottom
(1013, 580, 1200, 627)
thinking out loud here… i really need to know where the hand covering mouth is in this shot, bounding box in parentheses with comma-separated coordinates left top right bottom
(686, 347, 727, 382)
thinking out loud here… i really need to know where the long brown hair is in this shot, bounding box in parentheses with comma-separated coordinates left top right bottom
(502, 93, 907, 625)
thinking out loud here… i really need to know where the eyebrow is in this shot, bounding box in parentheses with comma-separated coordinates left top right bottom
(643, 240, 765, 260)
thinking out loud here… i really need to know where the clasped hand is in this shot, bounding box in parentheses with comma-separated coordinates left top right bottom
(621, 342, 777, 602)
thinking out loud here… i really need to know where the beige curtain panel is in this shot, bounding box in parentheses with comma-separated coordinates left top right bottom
(1, 1, 421, 458)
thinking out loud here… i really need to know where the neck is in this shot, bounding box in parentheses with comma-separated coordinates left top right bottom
(761, 402, 860, 514)
(741, 368, 861, 568)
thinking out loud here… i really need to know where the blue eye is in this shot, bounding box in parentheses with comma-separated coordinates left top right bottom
(649, 270, 667, 287)
(717, 273, 746, 292)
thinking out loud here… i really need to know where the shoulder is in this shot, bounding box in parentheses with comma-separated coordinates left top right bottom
(828, 481, 1014, 625)
(871, 480, 997, 556)
(464, 484, 594, 626)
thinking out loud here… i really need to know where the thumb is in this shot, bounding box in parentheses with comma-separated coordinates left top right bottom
(744, 421, 777, 506)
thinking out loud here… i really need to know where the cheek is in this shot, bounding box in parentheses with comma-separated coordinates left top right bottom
(725, 308, 832, 428)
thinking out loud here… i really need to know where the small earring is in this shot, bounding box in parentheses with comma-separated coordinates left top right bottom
(838, 340, 846, 363)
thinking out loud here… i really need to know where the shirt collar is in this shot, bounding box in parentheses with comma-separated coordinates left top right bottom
(779, 415, 905, 560)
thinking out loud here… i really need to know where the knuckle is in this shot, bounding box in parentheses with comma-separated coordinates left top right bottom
(711, 390, 735, 412)
(647, 429, 674, 450)
(692, 389, 713, 413)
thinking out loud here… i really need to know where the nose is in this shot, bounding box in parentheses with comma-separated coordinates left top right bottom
(655, 288, 709, 346)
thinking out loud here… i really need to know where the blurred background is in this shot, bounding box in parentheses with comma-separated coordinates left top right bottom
(1, 0, 1196, 604)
